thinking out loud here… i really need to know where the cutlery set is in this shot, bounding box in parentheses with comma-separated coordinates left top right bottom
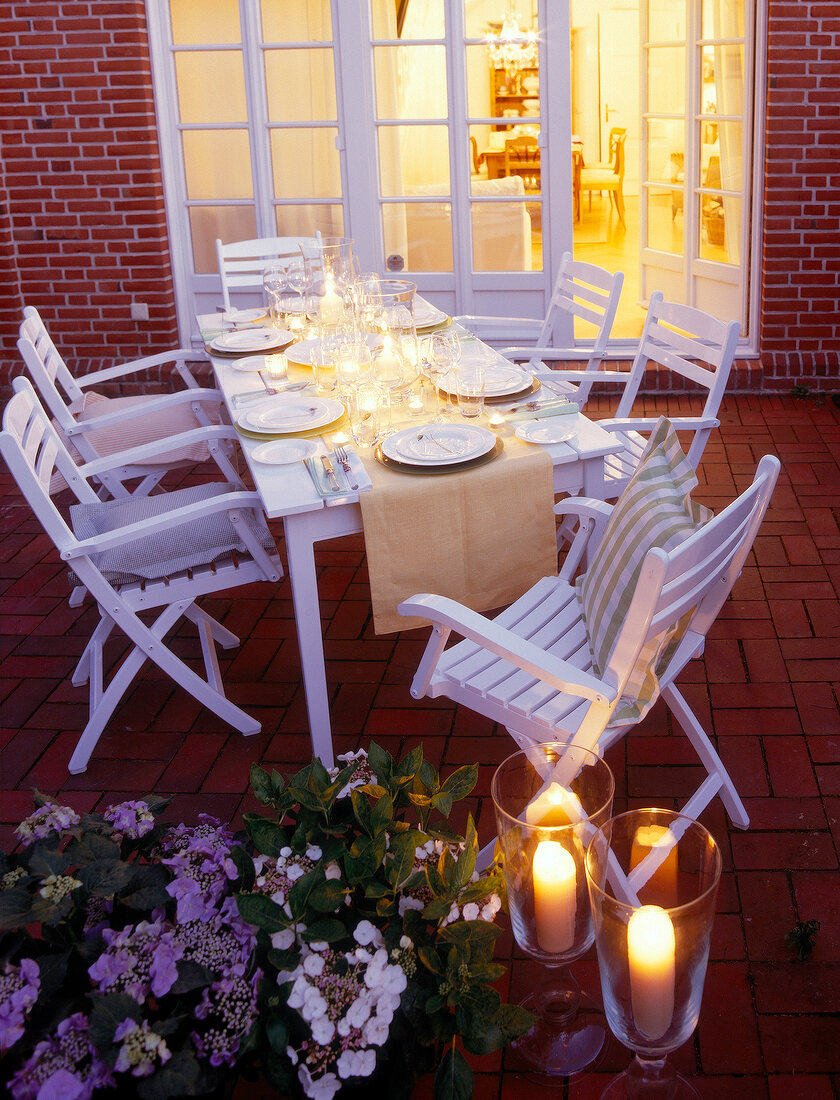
(302, 445, 359, 496)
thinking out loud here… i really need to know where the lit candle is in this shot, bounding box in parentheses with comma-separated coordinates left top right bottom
(319, 278, 342, 325)
(532, 840, 576, 954)
(627, 904, 675, 1040)
(265, 353, 287, 381)
(525, 782, 585, 828)
(631, 825, 678, 907)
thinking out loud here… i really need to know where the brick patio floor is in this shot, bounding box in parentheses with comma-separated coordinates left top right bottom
(1, 392, 839, 1098)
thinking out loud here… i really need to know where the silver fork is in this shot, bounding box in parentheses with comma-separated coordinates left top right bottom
(333, 444, 359, 490)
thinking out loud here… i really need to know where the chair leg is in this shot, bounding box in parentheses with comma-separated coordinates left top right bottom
(68, 599, 260, 774)
(663, 683, 749, 829)
(615, 187, 626, 226)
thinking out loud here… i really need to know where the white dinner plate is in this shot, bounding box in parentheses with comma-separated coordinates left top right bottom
(382, 424, 496, 466)
(240, 396, 344, 434)
(210, 327, 292, 354)
(414, 301, 449, 329)
(440, 363, 532, 399)
(231, 354, 289, 374)
(285, 333, 378, 368)
(251, 439, 318, 464)
(221, 308, 268, 326)
(515, 421, 576, 446)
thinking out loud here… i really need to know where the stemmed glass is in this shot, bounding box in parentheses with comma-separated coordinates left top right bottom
(262, 264, 288, 329)
(430, 330, 461, 417)
(492, 742, 615, 1078)
(371, 337, 404, 434)
(585, 809, 722, 1099)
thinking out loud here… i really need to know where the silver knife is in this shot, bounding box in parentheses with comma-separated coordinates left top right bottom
(321, 454, 341, 492)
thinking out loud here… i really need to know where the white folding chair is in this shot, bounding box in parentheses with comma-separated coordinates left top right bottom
(399, 448, 780, 863)
(215, 235, 321, 310)
(1, 378, 284, 775)
(18, 306, 236, 500)
(588, 293, 740, 500)
(455, 253, 624, 408)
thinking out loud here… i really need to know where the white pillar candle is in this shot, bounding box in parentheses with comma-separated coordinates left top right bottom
(532, 840, 576, 954)
(525, 782, 585, 828)
(319, 279, 342, 325)
(627, 904, 675, 1040)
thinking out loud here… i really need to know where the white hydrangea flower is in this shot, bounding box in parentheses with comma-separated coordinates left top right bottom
(353, 920, 381, 947)
(345, 993, 373, 1029)
(286, 1045, 299, 1065)
(298, 1064, 341, 1100)
(398, 895, 424, 916)
(306, 845, 322, 861)
(270, 928, 295, 950)
(481, 894, 502, 920)
(280, 846, 292, 858)
(310, 941, 329, 953)
(336, 1050, 360, 1079)
(303, 953, 325, 977)
(311, 1014, 336, 1045)
(399, 935, 412, 949)
(325, 861, 341, 880)
(362, 1015, 390, 1047)
(462, 902, 480, 921)
(286, 863, 306, 882)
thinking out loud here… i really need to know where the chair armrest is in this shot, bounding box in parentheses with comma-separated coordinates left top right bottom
(64, 490, 267, 559)
(64, 388, 223, 437)
(553, 497, 614, 578)
(454, 316, 542, 339)
(501, 345, 592, 362)
(77, 424, 239, 474)
(78, 349, 210, 387)
(598, 416, 719, 434)
(398, 592, 614, 706)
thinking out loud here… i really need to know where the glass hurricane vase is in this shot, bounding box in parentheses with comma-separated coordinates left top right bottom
(492, 742, 615, 1078)
(584, 809, 722, 1099)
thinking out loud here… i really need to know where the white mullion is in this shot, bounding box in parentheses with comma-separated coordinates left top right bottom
(239, 1, 273, 239)
(444, 0, 470, 310)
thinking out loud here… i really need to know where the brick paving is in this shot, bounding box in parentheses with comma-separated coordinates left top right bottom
(1, 392, 839, 1097)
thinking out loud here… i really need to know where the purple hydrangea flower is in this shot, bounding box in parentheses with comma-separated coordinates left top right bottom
(9, 1013, 113, 1100)
(15, 803, 80, 848)
(113, 1017, 171, 1077)
(0, 958, 40, 1053)
(103, 800, 154, 840)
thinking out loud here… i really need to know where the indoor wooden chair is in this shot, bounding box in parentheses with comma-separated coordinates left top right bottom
(456, 252, 624, 408)
(399, 440, 780, 863)
(215, 234, 321, 310)
(579, 127, 627, 224)
(18, 306, 235, 501)
(1, 378, 283, 775)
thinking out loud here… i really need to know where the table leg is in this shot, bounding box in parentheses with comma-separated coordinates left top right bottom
(282, 514, 335, 770)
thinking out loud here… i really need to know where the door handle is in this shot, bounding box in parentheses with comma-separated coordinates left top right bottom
(605, 103, 617, 121)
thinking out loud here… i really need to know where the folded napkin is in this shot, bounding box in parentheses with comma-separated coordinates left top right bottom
(303, 453, 372, 499)
(358, 436, 557, 634)
(506, 400, 579, 424)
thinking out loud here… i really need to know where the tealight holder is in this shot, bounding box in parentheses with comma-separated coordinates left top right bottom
(584, 809, 721, 1099)
(491, 742, 615, 1077)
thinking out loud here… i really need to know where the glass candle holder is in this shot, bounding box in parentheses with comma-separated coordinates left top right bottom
(584, 809, 722, 1099)
(491, 742, 615, 1077)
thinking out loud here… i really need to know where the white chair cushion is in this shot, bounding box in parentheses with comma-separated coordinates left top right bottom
(576, 417, 712, 725)
(70, 482, 275, 585)
(62, 391, 219, 465)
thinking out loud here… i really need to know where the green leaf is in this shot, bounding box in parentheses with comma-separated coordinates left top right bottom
(432, 791, 453, 818)
(235, 892, 290, 934)
(266, 1013, 289, 1054)
(396, 743, 424, 779)
(171, 959, 213, 994)
(31, 950, 71, 1003)
(286, 783, 325, 814)
(121, 864, 171, 911)
(229, 843, 256, 892)
(135, 1050, 203, 1100)
(67, 832, 122, 864)
(243, 814, 288, 857)
(308, 878, 346, 913)
(89, 991, 142, 1049)
(368, 741, 395, 786)
(287, 866, 322, 918)
(26, 847, 70, 878)
(351, 789, 374, 836)
(0, 887, 33, 930)
(250, 763, 274, 804)
(75, 859, 133, 896)
(422, 896, 454, 921)
(440, 764, 478, 803)
(418, 758, 438, 791)
(345, 835, 386, 885)
(417, 945, 443, 975)
(434, 1045, 474, 1100)
(301, 917, 346, 943)
(139, 794, 172, 817)
(385, 832, 422, 890)
(370, 792, 394, 835)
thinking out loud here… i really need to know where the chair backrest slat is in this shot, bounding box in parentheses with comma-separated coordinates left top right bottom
(215, 235, 322, 309)
(537, 252, 624, 366)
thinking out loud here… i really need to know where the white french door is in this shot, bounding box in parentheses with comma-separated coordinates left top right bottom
(147, 0, 575, 343)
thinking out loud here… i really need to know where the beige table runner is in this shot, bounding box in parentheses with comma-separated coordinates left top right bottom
(359, 435, 557, 634)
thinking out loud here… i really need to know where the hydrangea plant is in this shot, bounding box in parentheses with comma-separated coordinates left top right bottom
(236, 743, 531, 1100)
(0, 746, 530, 1099)
(0, 794, 260, 1099)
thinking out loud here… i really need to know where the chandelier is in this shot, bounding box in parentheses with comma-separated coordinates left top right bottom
(486, 7, 539, 79)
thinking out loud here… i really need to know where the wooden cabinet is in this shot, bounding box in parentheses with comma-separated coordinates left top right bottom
(490, 67, 539, 130)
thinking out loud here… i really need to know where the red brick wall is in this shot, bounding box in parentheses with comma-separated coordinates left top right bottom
(761, 0, 840, 389)
(0, 2, 838, 393)
(0, 1, 178, 385)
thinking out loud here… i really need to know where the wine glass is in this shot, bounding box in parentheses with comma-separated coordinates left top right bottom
(262, 264, 288, 329)
(492, 742, 615, 1078)
(585, 809, 722, 1099)
(430, 330, 461, 417)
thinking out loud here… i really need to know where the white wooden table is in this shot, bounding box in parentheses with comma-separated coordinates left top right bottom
(202, 315, 622, 768)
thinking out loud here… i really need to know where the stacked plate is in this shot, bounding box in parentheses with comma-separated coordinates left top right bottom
(415, 300, 450, 331)
(379, 424, 500, 473)
(209, 327, 293, 356)
(438, 362, 536, 404)
(237, 396, 344, 436)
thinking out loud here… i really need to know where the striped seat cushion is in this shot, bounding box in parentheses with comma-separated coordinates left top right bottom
(576, 417, 712, 726)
